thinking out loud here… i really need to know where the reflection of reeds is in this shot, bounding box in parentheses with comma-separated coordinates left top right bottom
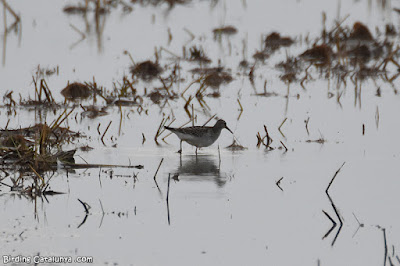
(166, 173, 171, 225)
(256, 125, 273, 150)
(33, 78, 55, 104)
(100, 121, 112, 145)
(323, 162, 345, 246)
(154, 117, 168, 145)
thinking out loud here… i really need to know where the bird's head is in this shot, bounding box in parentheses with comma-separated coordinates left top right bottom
(214, 119, 233, 134)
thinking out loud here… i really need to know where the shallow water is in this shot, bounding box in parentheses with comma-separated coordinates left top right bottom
(1, 0, 400, 265)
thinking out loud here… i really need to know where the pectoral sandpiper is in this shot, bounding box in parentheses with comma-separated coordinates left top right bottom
(164, 119, 233, 154)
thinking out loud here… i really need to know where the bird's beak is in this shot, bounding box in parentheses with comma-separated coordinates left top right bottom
(225, 126, 233, 134)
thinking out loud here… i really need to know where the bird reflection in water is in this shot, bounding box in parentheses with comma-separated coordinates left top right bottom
(175, 155, 227, 188)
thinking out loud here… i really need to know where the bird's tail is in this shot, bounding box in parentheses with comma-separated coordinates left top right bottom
(164, 126, 173, 131)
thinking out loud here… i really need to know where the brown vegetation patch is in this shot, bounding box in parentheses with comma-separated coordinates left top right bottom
(348, 22, 374, 41)
(130, 61, 163, 81)
(63, 6, 88, 14)
(213, 26, 238, 36)
(61, 82, 92, 100)
(265, 32, 294, 50)
(188, 46, 211, 64)
(300, 44, 333, 64)
(204, 71, 233, 88)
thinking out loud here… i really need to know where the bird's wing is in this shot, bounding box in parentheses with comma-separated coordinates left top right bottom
(175, 127, 209, 137)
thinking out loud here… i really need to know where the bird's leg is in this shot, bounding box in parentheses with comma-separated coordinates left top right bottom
(195, 147, 198, 156)
(178, 140, 182, 154)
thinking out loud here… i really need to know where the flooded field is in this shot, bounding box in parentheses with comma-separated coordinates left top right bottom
(1, 0, 400, 265)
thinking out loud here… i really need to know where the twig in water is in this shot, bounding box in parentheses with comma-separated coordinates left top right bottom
(280, 141, 288, 152)
(99, 199, 105, 228)
(278, 117, 287, 138)
(305, 117, 310, 135)
(326, 162, 345, 193)
(77, 198, 90, 228)
(324, 162, 346, 246)
(154, 118, 166, 145)
(160, 46, 180, 59)
(181, 78, 202, 97)
(375, 106, 380, 129)
(353, 212, 364, 227)
(142, 133, 146, 144)
(153, 158, 164, 193)
(202, 114, 216, 126)
(388, 257, 394, 266)
(153, 158, 164, 182)
(5, 119, 10, 130)
(29, 165, 45, 188)
(70, 23, 86, 39)
(183, 27, 195, 42)
(257, 125, 273, 149)
(118, 104, 123, 136)
(191, 104, 195, 126)
(184, 96, 193, 118)
(352, 212, 364, 238)
(237, 99, 243, 120)
(382, 227, 388, 266)
(123, 50, 135, 65)
(1, 0, 20, 24)
(166, 173, 171, 225)
(101, 121, 112, 145)
(218, 145, 221, 168)
(322, 210, 337, 239)
(276, 177, 284, 191)
(78, 198, 90, 214)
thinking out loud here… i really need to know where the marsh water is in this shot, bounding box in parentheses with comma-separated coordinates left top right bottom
(1, 0, 400, 265)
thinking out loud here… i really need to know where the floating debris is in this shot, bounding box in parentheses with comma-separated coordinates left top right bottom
(204, 71, 233, 88)
(280, 73, 297, 83)
(348, 22, 374, 42)
(0, 123, 81, 141)
(130, 61, 163, 81)
(0, 122, 81, 172)
(300, 44, 333, 64)
(305, 138, 326, 144)
(63, 5, 88, 14)
(239, 60, 250, 69)
(264, 32, 294, 50)
(35, 65, 59, 78)
(81, 105, 108, 119)
(54, 149, 77, 164)
(188, 46, 211, 64)
(147, 89, 178, 104)
(1, 134, 33, 149)
(61, 82, 92, 100)
(385, 24, 396, 36)
(253, 50, 270, 62)
(79, 145, 94, 152)
(276, 57, 301, 74)
(190, 67, 224, 75)
(130, 0, 189, 8)
(256, 125, 274, 150)
(347, 44, 371, 63)
(213, 26, 238, 36)
(225, 140, 247, 151)
(148, 90, 164, 104)
(355, 65, 385, 80)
